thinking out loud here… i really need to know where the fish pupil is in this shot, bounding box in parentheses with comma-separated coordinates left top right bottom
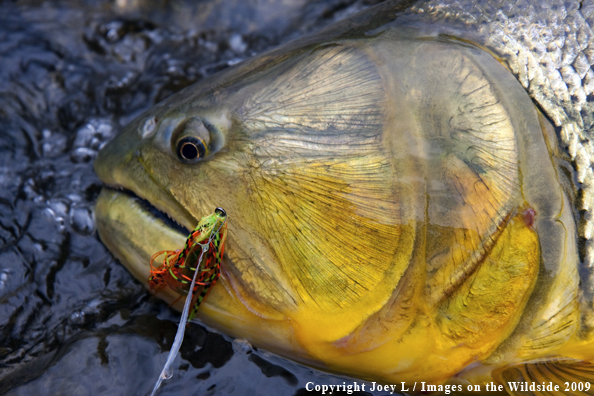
(181, 142, 198, 159)
(177, 136, 205, 161)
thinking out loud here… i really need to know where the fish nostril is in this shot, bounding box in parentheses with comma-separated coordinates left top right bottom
(139, 116, 157, 138)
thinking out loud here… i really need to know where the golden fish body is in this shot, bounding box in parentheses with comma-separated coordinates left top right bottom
(94, 0, 594, 392)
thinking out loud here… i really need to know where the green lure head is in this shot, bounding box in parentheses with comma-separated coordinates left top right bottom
(190, 207, 227, 245)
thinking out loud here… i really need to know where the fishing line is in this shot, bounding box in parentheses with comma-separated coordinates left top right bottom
(149, 216, 226, 396)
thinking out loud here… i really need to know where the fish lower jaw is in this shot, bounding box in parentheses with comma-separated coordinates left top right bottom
(95, 187, 188, 284)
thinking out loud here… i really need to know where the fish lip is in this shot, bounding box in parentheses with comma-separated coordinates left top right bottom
(95, 187, 188, 307)
(103, 183, 191, 235)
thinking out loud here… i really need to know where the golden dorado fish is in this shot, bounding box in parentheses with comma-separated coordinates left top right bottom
(94, 0, 594, 393)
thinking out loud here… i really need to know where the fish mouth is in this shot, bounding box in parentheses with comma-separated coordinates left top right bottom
(114, 186, 190, 236)
(95, 186, 188, 301)
(95, 186, 304, 355)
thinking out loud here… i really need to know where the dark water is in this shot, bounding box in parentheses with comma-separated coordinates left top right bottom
(0, 0, 402, 395)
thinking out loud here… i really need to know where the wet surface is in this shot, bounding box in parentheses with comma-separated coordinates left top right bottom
(0, 0, 401, 395)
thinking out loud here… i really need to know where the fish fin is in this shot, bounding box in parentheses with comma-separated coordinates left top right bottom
(519, 295, 580, 354)
(493, 358, 594, 396)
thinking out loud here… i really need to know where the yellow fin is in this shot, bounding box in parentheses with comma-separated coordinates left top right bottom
(493, 358, 594, 396)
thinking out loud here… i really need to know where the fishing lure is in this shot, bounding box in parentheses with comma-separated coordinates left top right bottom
(149, 207, 227, 396)
(149, 207, 227, 320)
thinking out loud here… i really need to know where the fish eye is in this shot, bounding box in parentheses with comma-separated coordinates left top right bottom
(177, 136, 206, 162)
(215, 207, 226, 217)
(172, 117, 215, 163)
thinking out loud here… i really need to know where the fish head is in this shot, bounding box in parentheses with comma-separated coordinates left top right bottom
(95, 27, 579, 383)
(94, 41, 407, 362)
